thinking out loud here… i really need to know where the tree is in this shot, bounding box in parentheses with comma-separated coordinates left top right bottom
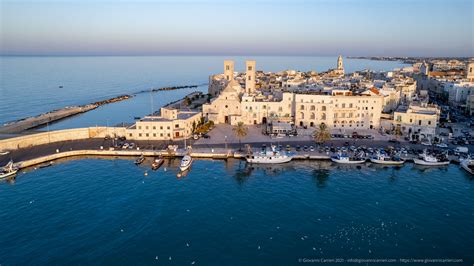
(313, 123, 331, 144)
(394, 126, 403, 140)
(191, 121, 197, 134)
(183, 97, 191, 106)
(233, 122, 248, 151)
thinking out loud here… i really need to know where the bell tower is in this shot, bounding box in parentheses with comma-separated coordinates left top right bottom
(337, 55, 344, 71)
(224, 60, 234, 81)
(245, 60, 256, 94)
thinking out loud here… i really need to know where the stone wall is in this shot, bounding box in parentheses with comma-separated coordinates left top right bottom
(0, 127, 126, 151)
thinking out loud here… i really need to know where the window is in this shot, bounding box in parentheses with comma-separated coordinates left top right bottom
(146, 126, 149, 130)
(167, 133, 170, 137)
(349, 103, 353, 108)
(310, 105, 315, 110)
(160, 126, 163, 130)
(428, 121, 431, 125)
(300, 105, 304, 110)
(138, 126, 141, 129)
(342, 103, 346, 108)
(167, 126, 170, 130)
(248, 66, 253, 71)
(129, 133, 132, 137)
(153, 126, 156, 130)
(322, 106, 326, 111)
(153, 133, 156, 137)
(146, 133, 149, 137)
(310, 113, 315, 119)
(248, 76, 251, 81)
(226, 65, 230, 70)
(418, 120, 422, 125)
(139, 133, 142, 137)
(160, 133, 163, 137)
(175, 124, 179, 128)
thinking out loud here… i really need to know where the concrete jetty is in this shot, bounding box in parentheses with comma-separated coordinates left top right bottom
(0, 105, 98, 134)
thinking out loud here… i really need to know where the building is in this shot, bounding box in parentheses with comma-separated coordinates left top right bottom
(202, 80, 243, 124)
(224, 60, 235, 81)
(126, 107, 201, 140)
(467, 61, 474, 82)
(294, 92, 383, 129)
(468, 95, 474, 115)
(245, 60, 256, 94)
(445, 81, 474, 107)
(393, 103, 440, 141)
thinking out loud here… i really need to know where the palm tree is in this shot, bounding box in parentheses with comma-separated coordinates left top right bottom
(233, 122, 248, 151)
(313, 123, 331, 144)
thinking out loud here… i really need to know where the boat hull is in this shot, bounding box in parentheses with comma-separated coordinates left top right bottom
(370, 158, 405, 165)
(179, 157, 193, 171)
(460, 161, 474, 175)
(151, 159, 164, 170)
(331, 158, 366, 164)
(246, 156, 292, 164)
(413, 158, 449, 166)
(0, 169, 17, 179)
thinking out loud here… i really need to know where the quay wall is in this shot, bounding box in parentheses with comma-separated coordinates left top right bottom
(0, 127, 126, 151)
(15, 149, 233, 169)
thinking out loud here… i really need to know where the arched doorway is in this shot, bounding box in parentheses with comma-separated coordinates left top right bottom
(262, 117, 267, 124)
(310, 122, 314, 127)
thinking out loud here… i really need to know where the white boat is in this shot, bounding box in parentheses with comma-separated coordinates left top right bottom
(179, 155, 193, 171)
(413, 150, 449, 166)
(331, 152, 366, 164)
(246, 145, 292, 164)
(370, 152, 405, 165)
(0, 150, 10, 156)
(460, 156, 474, 175)
(0, 160, 18, 179)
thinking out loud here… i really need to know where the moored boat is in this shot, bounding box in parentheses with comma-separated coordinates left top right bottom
(179, 155, 193, 171)
(370, 152, 405, 165)
(151, 156, 164, 170)
(460, 156, 474, 175)
(246, 145, 292, 164)
(413, 150, 449, 166)
(331, 151, 366, 164)
(135, 154, 145, 165)
(1, 160, 18, 179)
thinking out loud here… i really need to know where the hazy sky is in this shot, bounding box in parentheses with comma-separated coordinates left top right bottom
(1, 0, 473, 56)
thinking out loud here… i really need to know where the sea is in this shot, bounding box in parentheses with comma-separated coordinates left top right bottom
(1, 56, 473, 265)
(1, 56, 408, 129)
(0, 159, 473, 265)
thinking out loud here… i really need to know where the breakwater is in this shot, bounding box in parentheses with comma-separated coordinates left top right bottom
(0, 84, 203, 134)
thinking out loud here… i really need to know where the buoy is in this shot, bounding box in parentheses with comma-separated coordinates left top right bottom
(164, 167, 167, 171)
(144, 171, 148, 176)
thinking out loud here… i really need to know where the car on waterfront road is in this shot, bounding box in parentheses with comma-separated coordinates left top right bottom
(435, 143, 448, 148)
(122, 143, 129, 149)
(309, 146, 315, 152)
(286, 145, 292, 152)
(296, 145, 301, 151)
(388, 139, 400, 144)
(129, 143, 136, 149)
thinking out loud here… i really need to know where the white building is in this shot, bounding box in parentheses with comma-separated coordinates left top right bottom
(393, 103, 440, 141)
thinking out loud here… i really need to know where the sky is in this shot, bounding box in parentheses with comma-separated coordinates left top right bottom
(0, 0, 473, 57)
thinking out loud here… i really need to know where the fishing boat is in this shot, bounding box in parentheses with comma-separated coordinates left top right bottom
(134, 154, 145, 165)
(460, 156, 474, 175)
(331, 151, 366, 164)
(151, 156, 164, 170)
(1, 160, 18, 179)
(246, 145, 292, 164)
(370, 152, 405, 165)
(179, 155, 193, 171)
(413, 150, 449, 166)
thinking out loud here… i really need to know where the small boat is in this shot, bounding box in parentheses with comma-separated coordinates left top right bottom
(413, 150, 449, 166)
(0, 150, 10, 156)
(179, 155, 193, 171)
(1, 160, 18, 179)
(151, 156, 164, 170)
(460, 156, 474, 175)
(59, 85, 63, 88)
(370, 152, 405, 165)
(39, 161, 54, 168)
(135, 155, 145, 165)
(246, 145, 292, 164)
(331, 151, 366, 164)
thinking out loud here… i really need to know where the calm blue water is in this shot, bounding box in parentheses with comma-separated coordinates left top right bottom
(0, 159, 473, 265)
(0, 56, 408, 127)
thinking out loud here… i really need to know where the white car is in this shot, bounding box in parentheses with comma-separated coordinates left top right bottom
(435, 143, 448, 148)
(421, 142, 432, 146)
